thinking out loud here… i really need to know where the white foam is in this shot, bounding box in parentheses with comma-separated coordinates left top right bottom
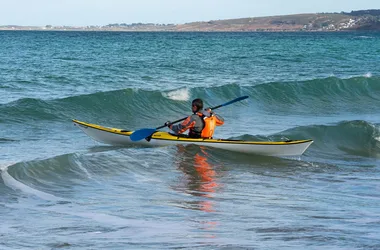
(162, 88, 190, 101)
(71, 154, 95, 181)
(0, 162, 14, 172)
(37, 206, 188, 231)
(75, 159, 92, 178)
(1, 164, 61, 201)
(364, 72, 372, 78)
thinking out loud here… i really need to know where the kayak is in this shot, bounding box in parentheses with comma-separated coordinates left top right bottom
(73, 119, 313, 156)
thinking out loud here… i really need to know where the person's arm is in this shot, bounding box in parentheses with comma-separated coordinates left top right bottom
(170, 116, 196, 134)
(214, 113, 224, 126)
(206, 109, 224, 126)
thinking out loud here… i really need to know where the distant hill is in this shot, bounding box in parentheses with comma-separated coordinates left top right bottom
(344, 9, 380, 16)
(1, 9, 380, 32)
(175, 9, 380, 32)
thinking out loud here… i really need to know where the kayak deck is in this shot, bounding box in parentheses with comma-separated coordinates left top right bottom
(73, 119, 313, 156)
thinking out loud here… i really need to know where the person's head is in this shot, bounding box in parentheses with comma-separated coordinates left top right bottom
(192, 98, 203, 113)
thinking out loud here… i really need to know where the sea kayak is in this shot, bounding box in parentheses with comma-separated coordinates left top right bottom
(73, 120, 313, 156)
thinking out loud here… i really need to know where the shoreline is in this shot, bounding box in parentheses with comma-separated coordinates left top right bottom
(0, 28, 378, 32)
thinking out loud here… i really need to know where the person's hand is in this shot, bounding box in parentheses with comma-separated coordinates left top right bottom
(201, 108, 213, 117)
(206, 108, 214, 115)
(164, 121, 171, 127)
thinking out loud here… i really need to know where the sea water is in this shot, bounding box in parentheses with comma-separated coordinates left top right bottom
(1, 31, 380, 249)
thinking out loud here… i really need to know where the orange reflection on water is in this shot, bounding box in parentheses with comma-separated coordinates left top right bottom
(175, 145, 220, 213)
(194, 153, 218, 194)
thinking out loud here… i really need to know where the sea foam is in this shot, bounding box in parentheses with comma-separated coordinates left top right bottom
(1, 163, 61, 201)
(162, 88, 190, 101)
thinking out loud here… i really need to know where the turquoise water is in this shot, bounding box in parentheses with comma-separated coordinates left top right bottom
(1, 31, 380, 249)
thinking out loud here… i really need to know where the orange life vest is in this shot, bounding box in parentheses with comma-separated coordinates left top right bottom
(200, 115, 217, 139)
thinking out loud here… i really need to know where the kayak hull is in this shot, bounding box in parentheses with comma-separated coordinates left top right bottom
(73, 120, 313, 157)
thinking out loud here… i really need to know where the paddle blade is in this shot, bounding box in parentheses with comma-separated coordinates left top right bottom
(130, 128, 156, 141)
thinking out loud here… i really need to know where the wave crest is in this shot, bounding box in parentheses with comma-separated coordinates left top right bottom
(1, 76, 379, 124)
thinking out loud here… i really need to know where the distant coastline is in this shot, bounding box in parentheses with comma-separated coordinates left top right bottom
(1, 9, 380, 32)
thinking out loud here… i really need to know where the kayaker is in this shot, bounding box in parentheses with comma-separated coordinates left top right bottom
(165, 98, 224, 138)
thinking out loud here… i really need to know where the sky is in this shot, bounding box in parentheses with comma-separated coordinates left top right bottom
(0, 0, 379, 26)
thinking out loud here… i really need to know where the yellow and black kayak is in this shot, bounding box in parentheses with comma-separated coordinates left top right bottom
(73, 119, 313, 157)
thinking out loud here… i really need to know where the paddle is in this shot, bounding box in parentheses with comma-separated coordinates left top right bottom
(130, 95, 249, 141)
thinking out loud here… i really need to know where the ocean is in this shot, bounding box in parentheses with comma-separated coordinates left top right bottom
(1, 31, 380, 249)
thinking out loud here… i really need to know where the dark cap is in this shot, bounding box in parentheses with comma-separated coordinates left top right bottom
(192, 98, 203, 112)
